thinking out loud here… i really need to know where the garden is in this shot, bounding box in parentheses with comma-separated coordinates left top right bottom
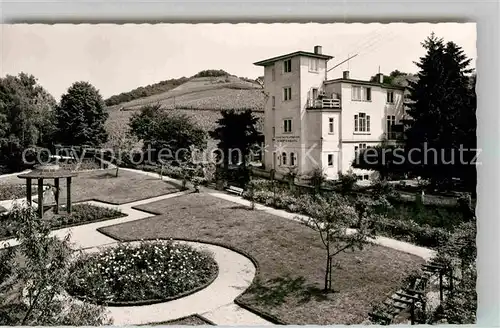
(99, 193, 424, 325)
(67, 240, 218, 305)
(242, 178, 473, 249)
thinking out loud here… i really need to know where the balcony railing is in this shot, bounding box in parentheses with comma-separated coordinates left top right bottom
(308, 98, 341, 109)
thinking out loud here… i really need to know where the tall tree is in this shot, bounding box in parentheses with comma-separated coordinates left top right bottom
(129, 103, 206, 163)
(0, 73, 57, 172)
(209, 109, 262, 175)
(405, 33, 476, 190)
(56, 82, 108, 147)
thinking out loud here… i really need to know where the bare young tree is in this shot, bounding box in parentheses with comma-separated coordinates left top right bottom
(300, 194, 379, 292)
(105, 127, 138, 177)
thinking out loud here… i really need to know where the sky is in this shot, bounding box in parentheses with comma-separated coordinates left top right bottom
(1, 23, 476, 100)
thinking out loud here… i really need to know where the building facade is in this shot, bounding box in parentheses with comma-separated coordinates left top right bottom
(254, 46, 405, 180)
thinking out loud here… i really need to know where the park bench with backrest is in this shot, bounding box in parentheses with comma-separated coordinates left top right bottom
(226, 185, 244, 196)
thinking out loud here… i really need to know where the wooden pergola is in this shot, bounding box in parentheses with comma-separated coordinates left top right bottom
(18, 165, 77, 218)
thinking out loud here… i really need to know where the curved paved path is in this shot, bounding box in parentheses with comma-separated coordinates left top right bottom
(1, 167, 437, 325)
(0, 171, 272, 326)
(76, 240, 263, 326)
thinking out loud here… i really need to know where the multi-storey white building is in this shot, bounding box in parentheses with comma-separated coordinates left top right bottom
(254, 46, 405, 180)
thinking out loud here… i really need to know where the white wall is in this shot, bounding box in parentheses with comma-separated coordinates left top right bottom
(299, 55, 329, 176)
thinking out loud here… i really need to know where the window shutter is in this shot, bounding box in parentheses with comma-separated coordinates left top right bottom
(367, 115, 371, 131)
(354, 115, 358, 131)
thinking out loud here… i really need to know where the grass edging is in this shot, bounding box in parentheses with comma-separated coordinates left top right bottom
(0, 202, 126, 242)
(94, 229, 287, 325)
(67, 239, 219, 307)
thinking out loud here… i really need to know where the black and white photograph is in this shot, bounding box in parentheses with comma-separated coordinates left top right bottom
(0, 22, 477, 325)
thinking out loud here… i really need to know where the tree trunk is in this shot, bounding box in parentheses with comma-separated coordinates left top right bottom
(324, 243, 330, 292)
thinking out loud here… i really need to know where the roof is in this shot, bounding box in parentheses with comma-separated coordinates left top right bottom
(18, 170, 78, 179)
(253, 51, 333, 66)
(325, 78, 406, 90)
(18, 165, 78, 179)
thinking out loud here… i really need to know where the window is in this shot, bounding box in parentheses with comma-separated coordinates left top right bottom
(352, 85, 371, 101)
(386, 115, 396, 139)
(283, 87, 292, 101)
(328, 154, 334, 167)
(328, 117, 335, 134)
(283, 119, 292, 133)
(366, 87, 371, 101)
(352, 86, 361, 101)
(284, 59, 292, 73)
(309, 58, 319, 72)
(272, 96, 275, 109)
(290, 152, 296, 166)
(387, 91, 394, 103)
(272, 126, 275, 136)
(282, 152, 287, 166)
(354, 113, 371, 132)
(354, 143, 367, 158)
(271, 67, 276, 81)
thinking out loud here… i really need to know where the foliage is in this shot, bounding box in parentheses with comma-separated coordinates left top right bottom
(0, 184, 37, 201)
(103, 122, 139, 177)
(404, 33, 476, 191)
(192, 69, 230, 78)
(56, 81, 109, 147)
(0, 205, 110, 325)
(299, 194, 379, 291)
(104, 77, 189, 106)
(369, 70, 411, 86)
(0, 204, 123, 239)
(209, 109, 262, 178)
(308, 167, 326, 194)
(432, 218, 476, 323)
(351, 145, 408, 180)
(67, 240, 217, 303)
(129, 103, 207, 163)
(338, 170, 358, 194)
(243, 181, 466, 248)
(0, 73, 57, 172)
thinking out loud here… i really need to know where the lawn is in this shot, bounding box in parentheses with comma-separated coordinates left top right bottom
(0, 169, 180, 205)
(99, 193, 424, 325)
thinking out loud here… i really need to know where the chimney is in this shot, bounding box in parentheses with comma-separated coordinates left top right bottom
(377, 73, 384, 84)
(343, 71, 350, 79)
(314, 45, 322, 55)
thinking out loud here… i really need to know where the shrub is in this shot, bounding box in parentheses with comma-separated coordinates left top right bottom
(67, 240, 218, 303)
(338, 171, 358, 194)
(0, 184, 36, 201)
(0, 204, 124, 239)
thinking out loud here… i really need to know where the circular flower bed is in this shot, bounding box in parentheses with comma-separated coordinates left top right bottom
(67, 240, 218, 305)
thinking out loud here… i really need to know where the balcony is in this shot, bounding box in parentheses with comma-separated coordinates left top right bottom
(307, 98, 341, 109)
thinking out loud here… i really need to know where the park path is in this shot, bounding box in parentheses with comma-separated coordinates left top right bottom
(207, 192, 436, 261)
(0, 170, 272, 326)
(1, 167, 439, 325)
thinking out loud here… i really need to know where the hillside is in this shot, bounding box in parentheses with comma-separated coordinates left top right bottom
(107, 75, 266, 111)
(105, 74, 267, 151)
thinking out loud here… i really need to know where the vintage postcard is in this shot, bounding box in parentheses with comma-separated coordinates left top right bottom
(0, 23, 476, 325)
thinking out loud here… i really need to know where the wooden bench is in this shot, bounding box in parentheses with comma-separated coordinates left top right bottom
(226, 185, 244, 196)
